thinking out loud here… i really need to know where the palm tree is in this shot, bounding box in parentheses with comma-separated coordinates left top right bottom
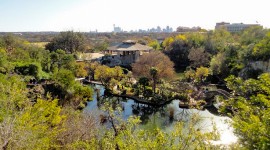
(150, 67, 158, 94)
(139, 77, 149, 95)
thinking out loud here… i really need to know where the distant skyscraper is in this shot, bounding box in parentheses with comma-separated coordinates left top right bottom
(113, 24, 122, 33)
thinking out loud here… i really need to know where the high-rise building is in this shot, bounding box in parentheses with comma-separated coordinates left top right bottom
(113, 24, 122, 33)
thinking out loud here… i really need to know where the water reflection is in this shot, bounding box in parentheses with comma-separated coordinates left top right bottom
(84, 84, 237, 145)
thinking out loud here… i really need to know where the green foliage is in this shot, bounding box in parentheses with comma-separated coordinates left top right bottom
(184, 69, 196, 81)
(240, 26, 266, 45)
(150, 67, 158, 93)
(1, 34, 25, 53)
(164, 37, 190, 69)
(188, 47, 210, 68)
(207, 29, 233, 53)
(210, 52, 227, 75)
(48, 49, 79, 76)
(53, 69, 75, 91)
(138, 77, 149, 95)
(72, 83, 93, 108)
(195, 67, 210, 83)
(0, 73, 65, 149)
(75, 62, 88, 77)
(94, 65, 124, 90)
(224, 73, 270, 149)
(252, 32, 270, 60)
(184, 67, 210, 83)
(60, 54, 76, 70)
(14, 62, 44, 80)
(1, 99, 65, 150)
(93, 41, 109, 52)
(148, 40, 161, 50)
(0, 74, 28, 121)
(186, 32, 206, 48)
(162, 37, 174, 49)
(45, 31, 87, 53)
(8, 47, 31, 62)
(0, 48, 14, 73)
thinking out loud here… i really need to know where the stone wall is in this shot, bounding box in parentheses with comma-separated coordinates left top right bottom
(250, 60, 270, 72)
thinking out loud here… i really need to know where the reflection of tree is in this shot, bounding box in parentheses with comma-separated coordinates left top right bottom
(174, 108, 192, 122)
(206, 106, 220, 116)
(131, 103, 165, 124)
(97, 95, 122, 109)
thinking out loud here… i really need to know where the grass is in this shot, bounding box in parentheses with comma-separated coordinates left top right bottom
(31, 42, 48, 48)
(175, 72, 186, 81)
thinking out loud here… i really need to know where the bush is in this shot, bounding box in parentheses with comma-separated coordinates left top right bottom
(14, 62, 43, 80)
(144, 87, 153, 97)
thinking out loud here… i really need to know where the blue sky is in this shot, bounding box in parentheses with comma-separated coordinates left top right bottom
(0, 0, 269, 32)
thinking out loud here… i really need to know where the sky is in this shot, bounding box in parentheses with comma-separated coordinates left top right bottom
(0, 0, 269, 32)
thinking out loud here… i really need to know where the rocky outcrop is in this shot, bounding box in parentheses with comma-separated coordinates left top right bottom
(250, 60, 270, 72)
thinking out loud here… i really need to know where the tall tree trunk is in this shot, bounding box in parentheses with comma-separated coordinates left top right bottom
(152, 79, 156, 94)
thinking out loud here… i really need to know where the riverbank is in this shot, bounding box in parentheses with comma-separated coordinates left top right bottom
(110, 93, 173, 106)
(82, 79, 103, 85)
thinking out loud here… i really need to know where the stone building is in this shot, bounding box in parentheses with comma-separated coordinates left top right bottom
(103, 40, 153, 66)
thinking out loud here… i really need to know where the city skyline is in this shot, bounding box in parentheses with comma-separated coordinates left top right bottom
(0, 0, 269, 32)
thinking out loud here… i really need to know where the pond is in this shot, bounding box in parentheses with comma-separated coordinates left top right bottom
(83, 84, 237, 145)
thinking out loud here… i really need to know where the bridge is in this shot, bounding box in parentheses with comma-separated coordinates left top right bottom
(203, 89, 231, 107)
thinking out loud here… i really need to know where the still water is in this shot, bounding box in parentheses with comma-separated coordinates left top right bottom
(84, 84, 237, 145)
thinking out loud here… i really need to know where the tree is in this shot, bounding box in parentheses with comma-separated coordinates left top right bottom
(93, 41, 109, 52)
(87, 62, 100, 80)
(72, 83, 93, 108)
(1, 99, 65, 150)
(205, 29, 233, 55)
(53, 69, 75, 91)
(162, 37, 174, 50)
(132, 51, 175, 93)
(0, 48, 13, 74)
(195, 67, 210, 83)
(75, 62, 88, 77)
(0, 74, 29, 121)
(60, 54, 76, 71)
(49, 49, 77, 74)
(163, 36, 190, 69)
(138, 77, 149, 95)
(148, 40, 161, 50)
(210, 52, 227, 76)
(1, 34, 18, 54)
(45, 31, 87, 53)
(94, 65, 124, 90)
(186, 32, 206, 48)
(184, 69, 196, 82)
(56, 109, 99, 148)
(223, 73, 270, 149)
(14, 62, 43, 80)
(240, 26, 266, 45)
(252, 31, 270, 60)
(150, 67, 158, 93)
(188, 47, 210, 68)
